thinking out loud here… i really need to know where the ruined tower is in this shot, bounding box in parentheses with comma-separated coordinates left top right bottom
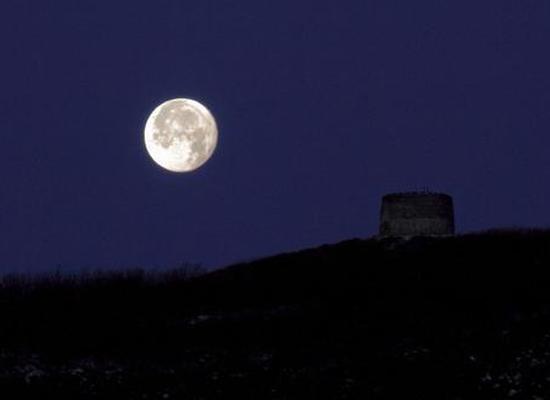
(379, 192, 455, 237)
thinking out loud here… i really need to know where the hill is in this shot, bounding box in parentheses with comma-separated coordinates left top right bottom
(1, 230, 550, 399)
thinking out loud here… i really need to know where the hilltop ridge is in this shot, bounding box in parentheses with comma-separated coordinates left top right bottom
(1, 230, 550, 399)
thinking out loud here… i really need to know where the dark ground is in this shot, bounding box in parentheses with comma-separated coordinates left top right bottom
(1, 230, 550, 399)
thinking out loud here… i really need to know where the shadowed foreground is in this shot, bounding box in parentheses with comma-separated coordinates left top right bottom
(1, 230, 550, 399)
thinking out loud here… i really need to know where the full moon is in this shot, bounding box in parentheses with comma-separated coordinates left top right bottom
(144, 98, 218, 173)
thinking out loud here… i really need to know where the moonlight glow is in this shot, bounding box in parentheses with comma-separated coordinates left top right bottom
(144, 98, 218, 172)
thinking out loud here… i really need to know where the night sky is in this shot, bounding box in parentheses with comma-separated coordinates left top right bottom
(1, 1, 549, 273)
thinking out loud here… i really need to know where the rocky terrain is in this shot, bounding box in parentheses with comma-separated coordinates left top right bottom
(1, 230, 550, 399)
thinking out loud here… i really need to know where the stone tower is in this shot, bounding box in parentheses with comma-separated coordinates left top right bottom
(379, 192, 455, 237)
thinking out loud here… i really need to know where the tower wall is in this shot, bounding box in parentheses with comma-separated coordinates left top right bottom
(379, 192, 455, 237)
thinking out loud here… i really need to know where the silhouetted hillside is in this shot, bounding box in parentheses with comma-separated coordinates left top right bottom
(2, 230, 550, 399)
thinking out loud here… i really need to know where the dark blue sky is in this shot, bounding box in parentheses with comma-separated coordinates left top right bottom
(1, 1, 549, 273)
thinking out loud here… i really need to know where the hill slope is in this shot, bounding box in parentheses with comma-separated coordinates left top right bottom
(2, 230, 550, 399)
